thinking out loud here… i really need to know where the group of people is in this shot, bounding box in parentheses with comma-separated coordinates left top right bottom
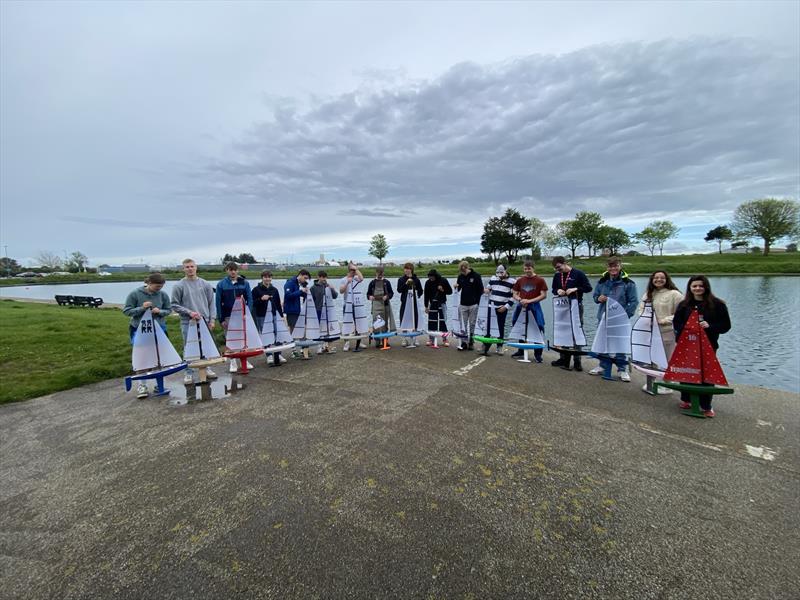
(123, 256, 731, 416)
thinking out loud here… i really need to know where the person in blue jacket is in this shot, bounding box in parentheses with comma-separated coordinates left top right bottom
(283, 269, 311, 332)
(589, 256, 638, 381)
(215, 262, 253, 327)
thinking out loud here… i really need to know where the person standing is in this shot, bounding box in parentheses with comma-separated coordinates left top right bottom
(481, 265, 515, 355)
(510, 261, 547, 362)
(423, 269, 453, 346)
(367, 267, 396, 347)
(589, 256, 638, 381)
(672, 275, 731, 418)
(252, 270, 287, 365)
(216, 262, 254, 371)
(311, 270, 338, 354)
(550, 256, 593, 371)
(454, 260, 484, 351)
(339, 263, 365, 351)
(637, 270, 684, 360)
(397, 263, 424, 347)
(171, 259, 218, 383)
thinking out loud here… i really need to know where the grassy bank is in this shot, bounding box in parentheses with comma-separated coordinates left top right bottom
(0, 300, 211, 404)
(1, 253, 798, 288)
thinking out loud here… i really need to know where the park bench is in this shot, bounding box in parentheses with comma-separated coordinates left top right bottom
(69, 295, 104, 308)
(55, 295, 74, 306)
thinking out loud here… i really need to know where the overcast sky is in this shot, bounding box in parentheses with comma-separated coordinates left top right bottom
(1, 0, 798, 266)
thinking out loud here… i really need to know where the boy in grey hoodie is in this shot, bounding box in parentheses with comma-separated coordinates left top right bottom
(171, 258, 218, 382)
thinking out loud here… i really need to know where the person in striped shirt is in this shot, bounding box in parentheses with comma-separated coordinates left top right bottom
(480, 264, 516, 355)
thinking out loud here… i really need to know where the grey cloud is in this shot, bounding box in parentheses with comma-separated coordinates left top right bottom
(198, 38, 798, 222)
(337, 208, 407, 218)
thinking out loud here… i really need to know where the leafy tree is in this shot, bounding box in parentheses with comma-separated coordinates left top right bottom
(368, 234, 390, 265)
(572, 211, 605, 257)
(635, 220, 679, 256)
(238, 253, 256, 264)
(555, 220, 583, 259)
(529, 218, 552, 261)
(499, 209, 531, 263)
(66, 251, 88, 272)
(1, 256, 21, 276)
(35, 250, 63, 270)
(732, 198, 800, 256)
(787, 242, 798, 253)
(704, 226, 733, 254)
(480, 217, 505, 265)
(731, 240, 749, 250)
(597, 226, 631, 255)
(222, 253, 237, 264)
(540, 227, 561, 259)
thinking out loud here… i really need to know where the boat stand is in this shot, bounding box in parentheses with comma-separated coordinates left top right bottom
(517, 349, 532, 363)
(654, 381, 735, 417)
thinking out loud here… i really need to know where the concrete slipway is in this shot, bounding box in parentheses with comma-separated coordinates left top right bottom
(1, 346, 798, 599)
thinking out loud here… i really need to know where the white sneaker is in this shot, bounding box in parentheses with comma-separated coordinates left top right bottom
(619, 371, 631, 382)
(183, 374, 194, 385)
(246, 361, 254, 369)
(402, 339, 408, 347)
(495, 347, 504, 355)
(278, 354, 287, 364)
(136, 383, 149, 399)
(588, 366, 604, 376)
(343, 342, 350, 352)
(327, 346, 336, 354)
(206, 368, 218, 379)
(317, 346, 324, 354)
(229, 359, 238, 373)
(267, 354, 274, 364)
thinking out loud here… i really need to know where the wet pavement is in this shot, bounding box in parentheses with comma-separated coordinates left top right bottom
(1, 345, 798, 599)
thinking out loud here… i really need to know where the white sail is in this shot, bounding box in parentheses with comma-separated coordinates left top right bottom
(509, 306, 545, 345)
(447, 290, 467, 338)
(553, 296, 587, 347)
(631, 302, 668, 370)
(293, 293, 321, 340)
(474, 294, 500, 338)
(183, 318, 221, 361)
(132, 308, 184, 371)
(225, 297, 262, 351)
(591, 297, 632, 355)
(319, 287, 341, 339)
(341, 280, 369, 336)
(260, 300, 294, 346)
(399, 289, 424, 331)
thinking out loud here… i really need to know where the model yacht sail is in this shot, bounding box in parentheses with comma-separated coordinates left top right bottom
(225, 296, 264, 374)
(447, 290, 468, 343)
(293, 293, 321, 358)
(664, 309, 728, 386)
(472, 293, 503, 345)
(183, 317, 225, 383)
(318, 287, 341, 342)
(260, 299, 296, 354)
(398, 286, 425, 347)
(551, 296, 587, 351)
(341, 279, 370, 341)
(630, 301, 669, 394)
(124, 308, 187, 396)
(425, 297, 448, 349)
(506, 305, 546, 363)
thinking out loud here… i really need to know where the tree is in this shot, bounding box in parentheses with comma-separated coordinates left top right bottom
(35, 250, 63, 270)
(732, 198, 800, 256)
(572, 211, 605, 258)
(66, 251, 88, 272)
(540, 226, 561, 259)
(555, 220, 583, 259)
(237, 253, 256, 264)
(787, 242, 798, 253)
(635, 220, 679, 256)
(499, 209, 531, 263)
(1, 256, 21, 276)
(529, 218, 551, 261)
(704, 226, 733, 254)
(368, 234, 390, 265)
(597, 226, 631, 255)
(480, 217, 505, 264)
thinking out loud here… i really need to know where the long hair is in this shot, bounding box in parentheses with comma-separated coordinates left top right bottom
(678, 274, 725, 315)
(645, 270, 679, 302)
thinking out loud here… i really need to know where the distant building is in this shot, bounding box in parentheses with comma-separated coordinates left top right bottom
(121, 264, 149, 272)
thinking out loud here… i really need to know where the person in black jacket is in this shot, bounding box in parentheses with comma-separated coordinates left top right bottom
(455, 260, 484, 350)
(397, 263, 424, 346)
(672, 275, 731, 417)
(252, 270, 287, 365)
(550, 256, 593, 371)
(424, 269, 453, 345)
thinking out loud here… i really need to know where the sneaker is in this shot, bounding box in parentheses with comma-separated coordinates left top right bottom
(534, 357, 543, 364)
(444, 341, 450, 347)
(550, 358, 566, 367)
(183, 374, 194, 385)
(343, 342, 350, 352)
(317, 346, 324, 355)
(267, 354, 274, 364)
(511, 349, 524, 358)
(457, 345, 466, 351)
(402, 339, 409, 348)
(327, 346, 336, 354)
(206, 368, 218, 379)
(588, 366, 604, 376)
(495, 347, 504, 355)
(426, 340, 433, 347)
(136, 383, 149, 399)
(703, 409, 716, 418)
(278, 354, 287, 364)
(679, 401, 691, 410)
(229, 359, 238, 373)
(619, 371, 631, 383)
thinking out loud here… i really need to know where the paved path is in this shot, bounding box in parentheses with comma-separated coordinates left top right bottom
(1, 346, 798, 599)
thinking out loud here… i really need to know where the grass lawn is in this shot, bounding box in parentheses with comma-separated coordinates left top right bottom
(0, 300, 212, 404)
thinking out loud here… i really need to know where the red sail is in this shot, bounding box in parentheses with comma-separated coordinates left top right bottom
(664, 309, 728, 386)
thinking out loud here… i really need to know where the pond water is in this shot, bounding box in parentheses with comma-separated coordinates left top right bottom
(3, 276, 799, 393)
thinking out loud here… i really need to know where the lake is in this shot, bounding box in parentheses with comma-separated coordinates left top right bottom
(3, 275, 799, 393)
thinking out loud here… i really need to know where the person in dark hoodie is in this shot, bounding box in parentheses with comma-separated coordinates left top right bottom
(397, 263, 424, 347)
(311, 271, 338, 354)
(455, 260, 484, 351)
(252, 270, 287, 365)
(215, 262, 254, 372)
(589, 256, 638, 381)
(283, 269, 311, 332)
(423, 269, 452, 346)
(550, 256, 593, 371)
